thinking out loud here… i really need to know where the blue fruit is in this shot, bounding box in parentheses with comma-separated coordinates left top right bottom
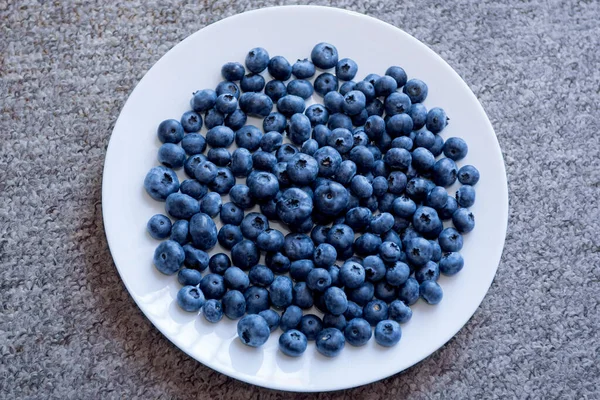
(218, 202, 242, 226)
(353, 233, 382, 256)
(342, 90, 366, 116)
(379, 241, 401, 263)
(348, 281, 375, 306)
(249, 265, 275, 287)
(412, 206, 443, 239)
(384, 92, 412, 116)
(385, 65, 407, 87)
(169, 220, 189, 245)
(240, 212, 269, 241)
(260, 131, 284, 153)
(279, 329, 308, 357)
(420, 280, 443, 304)
(293, 281, 314, 309)
(327, 113, 353, 130)
(411, 147, 435, 172)
(256, 228, 285, 253)
(203, 299, 223, 323)
(276, 187, 313, 225)
(147, 214, 172, 239)
(398, 277, 420, 305)
(180, 111, 203, 133)
(189, 213, 217, 250)
(345, 207, 372, 232)
(363, 299, 388, 326)
(191, 89, 217, 113)
(433, 158, 458, 187)
(403, 78, 428, 103)
(209, 253, 231, 275)
(316, 328, 345, 357)
(438, 228, 463, 253)
(231, 239, 259, 270)
(350, 175, 373, 199)
(339, 261, 365, 289)
(221, 61, 245, 81)
(314, 181, 349, 216)
(344, 301, 364, 320)
(386, 113, 414, 137)
(405, 237, 433, 267)
(307, 268, 332, 292)
(323, 314, 347, 331)
(339, 81, 356, 95)
(292, 58, 316, 79)
(238, 92, 273, 117)
(355, 80, 376, 103)
(280, 305, 303, 331)
(222, 290, 246, 320)
(388, 300, 412, 323)
(157, 119, 185, 144)
(344, 318, 372, 346)
(244, 286, 270, 314)
(207, 147, 231, 166)
(426, 107, 448, 133)
(323, 286, 348, 315)
(384, 261, 409, 287)
(452, 208, 475, 233)
(164, 193, 198, 220)
(209, 167, 235, 194)
(444, 137, 468, 162)
(439, 251, 464, 275)
(199, 273, 226, 299)
(311, 42, 338, 69)
(415, 261, 440, 283)
(183, 244, 209, 271)
(289, 259, 315, 281)
(153, 240, 185, 275)
(304, 105, 329, 128)
(203, 108, 224, 129)
(335, 58, 358, 81)
(266, 55, 291, 80)
(369, 212, 394, 234)
(374, 75, 398, 97)
(456, 185, 476, 208)
(245, 47, 270, 73)
(374, 320, 401, 347)
(264, 80, 287, 101)
(237, 314, 270, 347)
(144, 166, 180, 201)
(314, 243, 337, 268)
(288, 113, 312, 145)
(259, 309, 281, 332)
(177, 285, 205, 312)
(299, 314, 323, 341)
(301, 139, 319, 156)
(217, 224, 243, 250)
(270, 275, 293, 309)
(198, 192, 220, 218)
(323, 91, 344, 114)
(314, 72, 339, 96)
(215, 93, 238, 114)
(216, 80, 241, 99)
(247, 171, 280, 201)
(458, 165, 480, 185)
(277, 95, 306, 117)
(287, 79, 314, 99)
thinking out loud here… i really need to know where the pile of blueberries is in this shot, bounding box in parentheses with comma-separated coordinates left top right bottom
(144, 42, 479, 358)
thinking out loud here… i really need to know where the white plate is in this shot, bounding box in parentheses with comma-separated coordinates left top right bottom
(102, 5, 508, 392)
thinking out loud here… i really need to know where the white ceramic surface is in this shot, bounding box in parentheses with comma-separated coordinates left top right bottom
(102, 5, 508, 392)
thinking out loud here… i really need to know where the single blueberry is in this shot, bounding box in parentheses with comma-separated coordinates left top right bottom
(245, 47, 270, 73)
(363, 299, 389, 326)
(388, 300, 412, 323)
(287, 79, 314, 99)
(292, 58, 316, 79)
(237, 314, 270, 347)
(316, 328, 345, 357)
(339, 80, 357, 95)
(324, 286, 348, 315)
(452, 208, 475, 233)
(244, 286, 270, 314)
(153, 240, 185, 275)
(426, 107, 448, 133)
(157, 119, 185, 144)
(231, 239, 259, 270)
(190, 90, 217, 113)
(420, 280, 443, 304)
(311, 42, 338, 69)
(270, 275, 293, 309)
(314, 72, 339, 96)
(279, 329, 308, 357)
(199, 273, 226, 300)
(374, 75, 398, 97)
(209, 253, 231, 275)
(177, 285, 205, 312)
(398, 277, 420, 305)
(215, 93, 238, 114)
(415, 261, 440, 283)
(344, 318, 372, 347)
(299, 314, 324, 341)
(222, 290, 247, 320)
(339, 261, 365, 289)
(439, 251, 464, 275)
(280, 305, 303, 331)
(221, 61, 245, 81)
(327, 113, 353, 130)
(203, 299, 223, 323)
(249, 265, 274, 287)
(144, 166, 180, 201)
(238, 92, 273, 118)
(264, 79, 287, 102)
(403, 79, 428, 103)
(374, 320, 402, 347)
(147, 214, 172, 240)
(204, 108, 224, 129)
(216, 80, 241, 99)
(240, 212, 269, 241)
(292, 281, 314, 309)
(181, 111, 203, 133)
(456, 185, 476, 207)
(385, 66, 407, 87)
(344, 301, 363, 320)
(259, 309, 281, 333)
(335, 58, 358, 81)
(277, 95, 306, 117)
(458, 165, 480, 185)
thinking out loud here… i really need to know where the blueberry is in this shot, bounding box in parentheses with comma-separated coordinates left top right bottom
(391, 136, 413, 152)
(238, 92, 273, 118)
(374, 320, 401, 347)
(444, 137, 468, 161)
(227, 185, 253, 210)
(289, 259, 315, 282)
(350, 175, 373, 199)
(305, 105, 329, 128)
(314, 146, 343, 178)
(147, 214, 172, 240)
(311, 42, 338, 69)
(203, 108, 224, 129)
(266, 55, 291, 80)
(425, 186, 448, 211)
(412, 206, 443, 239)
(244, 286, 270, 314)
(328, 265, 341, 287)
(341, 90, 366, 116)
(199, 192, 221, 218)
(345, 207, 372, 232)
(415, 261, 440, 283)
(374, 281, 397, 302)
(203, 299, 223, 323)
(283, 233, 315, 261)
(367, 145, 383, 161)
(406, 237, 433, 267)
(247, 171, 280, 201)
(325, 223, 354, 253)
(280, 305, 303, 331)
(231, 239, 259, 270)
(292, 281, 314, 309)
(237, 314, 270, 347)
(216, 80, 241, 99)
(199, 273, 226, 300)
(193, 160, 216, 184)
(430, 240, 442, 262)
(412, 147, 435, 172)
(314, 73, 339, 96)
(370, 212, 394, 234)
(382, 229, 402, 248)
(264, 79, 287, 102)
(398, 277, 420, 305)
(157, 119, 184, 144)
(452, 208, 475, 233)
(183, 244, 209, 271)
(456, 185, 476, 209)
(348, 281, 375, 306)
(153, 240, 185, 275)
(287, 79, 314, 99)
(287, 113, 311, 145)
(307, 268, 332, 292)
(300, 139, 319, 157)
(269, 275, 293, 309)
(374, 75, 398, 97)
(164, 193, 198, 220)
(323, 314, 347, 331)
(215, 93, 238, 114)
(439, 251, 464, 275)
(388, 300, 412, 323)
(384, 149, 411, 172)
(221, 61, 245, 81)
(385, 261, 410, 287)
(433, 158, 458, 187)
(292, 58, 316, 79)
(240, 73, 265, 93)
(323, 91, 344, 114)
(299, 314, 323, 341)
(314, 181, 349, 216)
(206, 147, 231, 166)
(339, 261, 365, 289)
(181, 111, 203, 133)
(276, 143, 300, 163)
(260, 131, 283, 153)
(385, 66, 407, 87)
(311, 225, 331, 245)
(277, 95, 305, 117)
(245, 47, 269, 73)
(255, 228, 284, 253)
(218, 203, 242, 226)
(209, 167, 235, 194)
(386, 114, 414, 137)
(278, 329, 307, 357)
(209, 253, 231, 275)
(332, 160, 356, 187)
(333, 58, 357, 81)
(249, 265, 274, 287)
(401, 226, 421, 249)
(322, 286, 347, 315)
(260, 193, 281, 221)
(354, 233, 382, 256)
(258, 309, 280, 333)
(313, 243, 337, 268)
(190, 90, 217, 113)
(222, 290, 247, 320)
(181, 134, 206, 157)
(276, 187, 313, 226)
(402, 78, 428, 103)
(406, 104, 427, 131)
(379, 241, 402, 263)
(361, 195, 379, 213)
(351, 82, 374, 105)
(352, 129, 369, 147)
(217, 224, 242, 250)
(405, 177, 434, 203)
(384, 92, 412, 116)
(362, 116, 384, 142)
(240, 212, 269, 241)
(420, 280, 443, 304)
(144, 166, 180, 201)
(430, 134, 445, 157)
(344, 301, 363, 320)
(458, 164, 480, 185)
(339, 80, 357, 95)
(177, 285, 205, 312)
(342, 318, 371, 347)
(426, 107, 448, 133)
(363, 299, 388, 326)
(316, 328, 345, 357)
(327, 113, 353, 130)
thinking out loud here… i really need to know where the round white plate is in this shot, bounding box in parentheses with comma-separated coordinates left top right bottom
(102, 5, 508, 392)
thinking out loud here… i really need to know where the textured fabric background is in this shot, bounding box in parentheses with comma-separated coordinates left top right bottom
(2, 0, 599, 398)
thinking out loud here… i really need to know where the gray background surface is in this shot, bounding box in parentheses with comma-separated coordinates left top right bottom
(2, 0, 599, 398)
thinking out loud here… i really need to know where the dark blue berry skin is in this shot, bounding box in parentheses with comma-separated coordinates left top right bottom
(237, 314, 270, 348)
(292, 58, 316, 79)
(204, 108, 224, 129)
(231, 239, 259, 270)
(203, 299, 223, 323)
(314, 73, 339, 96)
(349, 145, 375, 173)
(244, 286, 270, 314)
(374, 75, 398, 97)
(181, 133, 207, 156)
(240, 73, 265, 93)
(177, 285, 206, 312)
(264, 80, 288, 102)
(153, 240, 185, 275)
(287, 79, 314, 99)
(260, 131, 284, 153)
(452, 208, 475, 233)
(367, 145, 382, 161)
(222, 290, 247, 320)
(412, 147, 436, 172)
(259, 309, 280, 333)
(405, 177, 434, 203)
(458, 165, 480, 185)
(218, 203, 242, 226)
(273, 162, 291, 187)
(335, 58, 358, 81)
(209, 253, 231, 275)
(323, 314, 347, 331)
(291, 281, 313, 309)
(247, 171, 280, 201)
(375, 320, 402, 347)
(374, 281, 398, 303)
(413, 129, 435, 150)
(388, 300, 412, 323)
(281, 233, 313, 261)
(413, 206, 443, 239)
(348, 281, 375, 306)
(277, 187, 313, 225)
(351, 175, 373, 198)
(361, 195, 379, 213)
(193, 160, 216, 184)
(252, 150, 277, 171)
(249, 265, 275, 287)
(311, 42, 338, 69)
(158, 119, 185, 144)
(147, 214, 172, 239)
(439, 252, 465, 276)
(346, 194, 361, 212)
(365, 98, 384, 116)
(398, 277, 420, 305)
(313, 243, 337, 268)
(279, 329, 308, 357)
(235, 125, 263, 152)
(181, 111, 203, 133)
(228, 148, 252, 178)
(260, 193, 281, 221)
(420, 280, 443, 304)
(345, 207, 372, 232)
(444, 137, 468, 161)
(403, 79, 428, 103)
(266, 252, 291, 274)
(215, 93, 238, 114)
(433, 158, 458, 187)
(256, 228, 285, 253)
(238, 92, 273, 118)
(299, 314, 324, 341)
(165, 193, 199, 219)
(268, 56, 292, 80)
(144, 166, 180, 201)
(344, 301, 364, 320)
(245, 47, 269, 73)
(354, 233, 382, 256)
(289, 259, 315, 282)
(323, 91, 344, 113)
(323, 286, 348, 315)
(325, 223, 354, 253)
(356, 80, 377, 103)
(385, 66, 408, 87)
(191, 90, 217, 113)
(430, 240, 442, 262)
(311, 225, 331, 246)
(382, 229, 402, 247)
(199, 192, 222, 218)
(277, 95, 306, 117)
(456, 185, 476, 208)
(334, 160, 357, 186)
(221, 62, 245, 81)
(386, 114, 414, 137)
(314, 148, 343, 181)
(307, 268, 332, 292)
(316, 328, 345, 357)
(370, 212, 395, 234)
(206, 126, 234, 148)
(344, 318, 372, 346)
(217, 224, 243, 250)
(200, 273, 226, 300)
(280, 305, 303, 331)
(288, 113, 312, 145)
(240, 212, 269, 241)
(386, 261, 410, 287)
(189, 212, 218, 250)
(276, 144, 299, 164)
(409, 103, 427, 130)
(340, 261, 366, 289)
(372, 176, 388, 197)
(207, 147, 232, 167)
(178, 267, 203, 286)
(352, 130, 369, 146)
(327, 113, 353, 130)
(392, 136, 414, 151)
(342, 90, 366, 116)
(406, 237, 433, 267)
(183, 244, 209, 271)
(328, 265, 341, 287)
(363, 299, 389, 326)
(216, 81, 241, 99)
(415, 261, 440, 283)
(270, 275, 293, 309)
(426, 186, 448, 211)
(301, 139, 319, 156)
(314, 181, 349, 216)
(339, 81, 356, 95)
(385, 92, 412, 116)
(305, 104, 329, 126)
(384, 148, 412, 171)
(170, 220, 189, 245)
(379, 241, 402, 263)
(364, 115, 385, 141)
(430, 134, 445, 157)
(426, 107, 448, 133)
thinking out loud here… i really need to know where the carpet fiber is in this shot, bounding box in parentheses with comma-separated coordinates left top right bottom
(1, 0, 599, 398)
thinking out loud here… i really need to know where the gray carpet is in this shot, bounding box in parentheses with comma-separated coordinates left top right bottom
(2, 0, 599, 398)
